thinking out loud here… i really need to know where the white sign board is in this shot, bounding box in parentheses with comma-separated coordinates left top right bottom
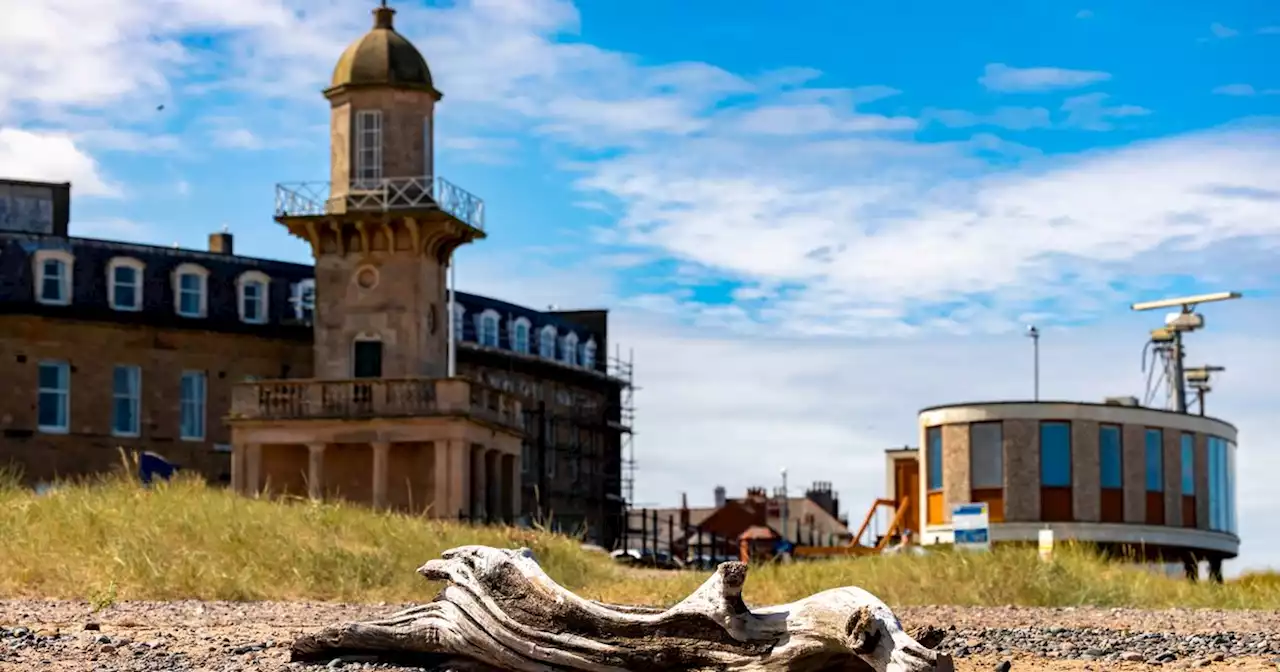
(1038, 528, 1055, 563)
(951, 503, 990, 551)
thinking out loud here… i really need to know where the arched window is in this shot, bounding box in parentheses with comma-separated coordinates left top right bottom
(173, 263, 210, 318)
(561, 332, 579, 366)
(291, 279, 316, 322)
(582, 338, 597, 369)
(237, 270, 271, 324)
(539, 325, 557, 359)
(32, 249, 74, 306)
(107, 257, 145, 311)
(476, 309, 500, 347)
(511, 317, 532, 354)
(452, 303, 467, 341)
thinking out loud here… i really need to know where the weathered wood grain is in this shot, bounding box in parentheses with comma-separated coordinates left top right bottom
(291, 545, 954, 671)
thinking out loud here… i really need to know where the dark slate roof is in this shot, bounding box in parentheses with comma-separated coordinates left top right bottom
(0, 231, 607, 360)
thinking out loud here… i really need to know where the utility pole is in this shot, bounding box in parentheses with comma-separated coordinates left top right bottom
(780, 468, 789, 544)
(1026, 325, 1040, 401)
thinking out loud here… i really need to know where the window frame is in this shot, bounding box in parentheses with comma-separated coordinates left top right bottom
(1180, 432, 1195, 496)
(452, 303, 467, 342)
(1099, 424, 1124, 489)
(111, 364, 142, 438)
(510, 317, 532, 354)
(354, 109, 383, 188)
(107, 257, 146, 312)
(539, 325, 557, 359)
(172, 263, 210, 318)
(37, 360, 71, 434)
(291, 279, 316, 322)
(561, 332, 579, 365)
(1144, 427, 1164, 493)
(968, 421, 1004, 490)
(925, 426, 942, 491)
(33, 249, 74, 306)
(179, 370, 207, 441)
(1038, 421, 1073, 488)
(236, 270, 271, 324)
(477, 309, 500, 347)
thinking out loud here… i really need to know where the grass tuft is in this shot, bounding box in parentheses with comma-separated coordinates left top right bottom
(1, 473, 1276, 608)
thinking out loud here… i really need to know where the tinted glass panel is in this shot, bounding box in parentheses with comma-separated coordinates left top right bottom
(1039, 421, 1072, 487)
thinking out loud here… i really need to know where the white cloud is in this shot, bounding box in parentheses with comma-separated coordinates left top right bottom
(978, 63, 1111, 93)
(1259, 26, 1280, 35)
(458, 255, 1280, 574)
(1059, 92, 1151, 130)
(1210, 22, 1240, 39)
(1214, 84, 1258, 97)
(1076, 9, 1094, 19)
(0, 128, 119, 197)
(923, 106, 1053, 130)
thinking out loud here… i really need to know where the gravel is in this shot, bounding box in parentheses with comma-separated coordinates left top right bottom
(3, 600, 1280, 670)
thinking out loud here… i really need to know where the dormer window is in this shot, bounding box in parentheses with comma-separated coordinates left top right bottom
(539, 325, 557, 359)
(173, 263, 209, 318)
(511, 317, 531, 354)
(561, 332, 579, 366)
(477, 309, 500, 347)
(107, 257, 145, 311)
(291, 279, 316, 322)
(354, 110, 383, 189)
(452, 303, 467, 342)
(33, 249, 74, 306)
(237, 271, 270, 324)
(582, 338, 597, 370)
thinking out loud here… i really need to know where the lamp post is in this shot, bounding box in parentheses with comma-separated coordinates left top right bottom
(1026, 325, 1040, 401)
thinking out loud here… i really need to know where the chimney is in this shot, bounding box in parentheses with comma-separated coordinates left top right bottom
(208, 228, 234, 255)
(714, 486, 727, 508)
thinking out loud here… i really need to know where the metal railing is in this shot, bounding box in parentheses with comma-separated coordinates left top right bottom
(274, 176, 485, 230)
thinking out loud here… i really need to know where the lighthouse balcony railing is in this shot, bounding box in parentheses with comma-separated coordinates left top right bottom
(273, 176, 485, 231)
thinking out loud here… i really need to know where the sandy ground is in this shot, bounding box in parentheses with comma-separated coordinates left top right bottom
(3, 600, 1280, 670)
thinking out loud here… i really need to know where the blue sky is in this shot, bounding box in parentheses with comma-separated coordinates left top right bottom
(2, 0, 1280, 571)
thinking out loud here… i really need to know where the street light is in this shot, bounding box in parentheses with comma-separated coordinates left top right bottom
(1026, 325, 1040, 401)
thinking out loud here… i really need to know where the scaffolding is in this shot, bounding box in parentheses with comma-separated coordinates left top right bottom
(609, 346, 637, 507)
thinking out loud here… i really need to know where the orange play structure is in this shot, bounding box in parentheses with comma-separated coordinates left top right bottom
(793, 496, 912, 558)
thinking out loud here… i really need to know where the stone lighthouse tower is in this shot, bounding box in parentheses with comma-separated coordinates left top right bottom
(283, 0, 485, 380)
(228, 2, 520, 521)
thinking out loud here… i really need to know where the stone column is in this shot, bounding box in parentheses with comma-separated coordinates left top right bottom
(307, 443, 326, 500)
(471, 445, 487, 521)
(432, 441, 450, 519)
(372, 441, 390, 509)
(230, 445, 243, 493)
(1163, 429, 1182, 527)
(245, 443, 262, 497)
(1071, 420, 1101, 522)
(1002, 419, 1039, 522)
(940, 424, 970, 523)
(1121, 424, 1146, 523)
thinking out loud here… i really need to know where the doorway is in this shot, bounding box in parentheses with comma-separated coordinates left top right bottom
(893, 458, 920, 536)
(353, 339, 383, 378)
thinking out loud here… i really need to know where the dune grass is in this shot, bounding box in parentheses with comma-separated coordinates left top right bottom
(1, 468, 1277, 609)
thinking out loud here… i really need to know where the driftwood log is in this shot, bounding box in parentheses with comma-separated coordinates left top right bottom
(291, 545, 955, 671)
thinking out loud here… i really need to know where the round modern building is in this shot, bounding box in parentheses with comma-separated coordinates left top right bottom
(908, 399, 1239, 577)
